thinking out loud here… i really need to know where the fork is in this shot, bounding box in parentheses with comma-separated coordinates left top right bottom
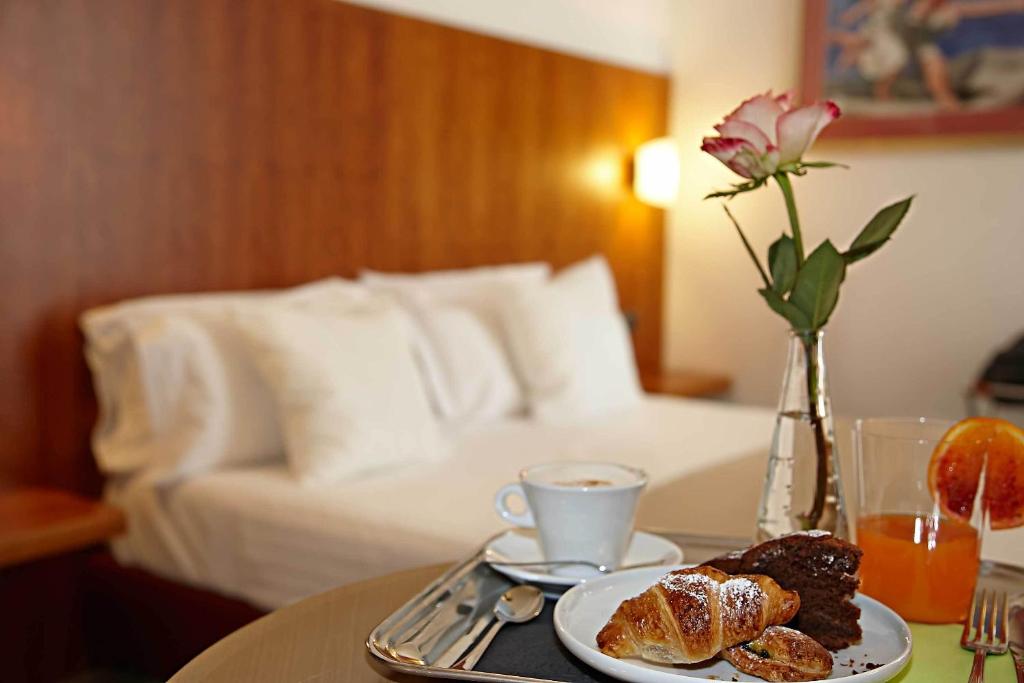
(961, 588, 1009, 683)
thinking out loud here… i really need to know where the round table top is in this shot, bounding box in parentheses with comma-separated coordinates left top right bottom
(169, 564, 448, 683)
(166, 541, 1024, 683)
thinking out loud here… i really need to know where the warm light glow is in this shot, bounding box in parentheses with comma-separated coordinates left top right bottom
(633, 137, 679, 208)
(580, 149, 623, 196)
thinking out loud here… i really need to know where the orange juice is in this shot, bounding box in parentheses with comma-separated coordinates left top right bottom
(857, 513, 980, 623)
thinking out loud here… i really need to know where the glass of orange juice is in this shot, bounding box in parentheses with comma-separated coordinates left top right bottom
(854, 418, 985, 624)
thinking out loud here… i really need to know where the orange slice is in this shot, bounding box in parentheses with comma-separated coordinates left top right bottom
(927, 417, 1024, 530)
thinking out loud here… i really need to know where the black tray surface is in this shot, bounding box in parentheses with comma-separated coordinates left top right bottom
(475, 601, 616, 683)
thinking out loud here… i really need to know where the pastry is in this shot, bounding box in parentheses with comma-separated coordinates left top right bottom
(723, 626, 834, 682)
(703, 530, 862, 650)
(596, 566, 800, 664)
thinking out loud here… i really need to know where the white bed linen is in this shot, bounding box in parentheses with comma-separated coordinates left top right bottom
(108, 396, 1024, 610)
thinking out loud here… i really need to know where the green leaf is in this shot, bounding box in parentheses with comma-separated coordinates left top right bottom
(759, 288, 811, 330)
(722, 205, 771, 288)
(797, 161, 849, 169)
(704, 177, 767, 200)
(768, 234, 798, 295)
(789, 240, 846, 329)
(843, 196, 914, 264)
(776, 160, 849, 175)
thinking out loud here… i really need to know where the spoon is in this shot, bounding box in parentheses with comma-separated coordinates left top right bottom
(451, 584, 544, 671)
(392, 583, 477, 665)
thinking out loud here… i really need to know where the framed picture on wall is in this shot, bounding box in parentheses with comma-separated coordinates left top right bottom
(802, 0, 1024, 137)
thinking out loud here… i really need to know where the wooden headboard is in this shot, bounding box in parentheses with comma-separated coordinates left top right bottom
(0, 0, 668, 493)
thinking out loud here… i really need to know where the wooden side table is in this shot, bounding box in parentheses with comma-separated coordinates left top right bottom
(640, 369, 733, 398)
(0, 488, 125, 568)
(0, 488, 125, 682)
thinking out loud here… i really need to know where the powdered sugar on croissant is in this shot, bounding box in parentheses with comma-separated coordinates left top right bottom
(596, 566, 800, 664)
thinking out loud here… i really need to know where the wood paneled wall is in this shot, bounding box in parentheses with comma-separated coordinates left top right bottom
(0, 0, 668, 493)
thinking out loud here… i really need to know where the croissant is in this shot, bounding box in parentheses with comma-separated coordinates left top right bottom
(596, 566, 800, 664)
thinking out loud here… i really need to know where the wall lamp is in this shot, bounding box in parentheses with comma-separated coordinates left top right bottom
(633, 137, 679, 209)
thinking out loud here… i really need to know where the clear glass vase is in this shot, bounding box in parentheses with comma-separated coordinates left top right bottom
(756, 329, 849, 542)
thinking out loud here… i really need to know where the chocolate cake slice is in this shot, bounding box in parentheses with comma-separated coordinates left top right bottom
(702, 531, 862, 650)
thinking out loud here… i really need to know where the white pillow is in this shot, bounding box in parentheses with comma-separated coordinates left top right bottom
(92, 315, 226, 479)
(361, 263, 550, 420)
(501, 256, 641, 422)
(394, 292, 528, 421)
(233, 302, 447, 484)
(361, 262, 551, 309)
(80, 278, 368, 478)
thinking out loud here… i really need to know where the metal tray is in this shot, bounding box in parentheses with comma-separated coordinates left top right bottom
(366, 530, 1024, 683)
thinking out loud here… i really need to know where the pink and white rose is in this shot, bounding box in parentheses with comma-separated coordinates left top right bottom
(701, 91, 840, 179)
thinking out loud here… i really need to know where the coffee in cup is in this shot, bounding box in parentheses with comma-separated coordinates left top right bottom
(493, 462, 646, 570)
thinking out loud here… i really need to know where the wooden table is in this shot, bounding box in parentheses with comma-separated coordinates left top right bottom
(168, 537, 1022, 683)
(169, 537, 742, 683)
(170, 564, 446, 683)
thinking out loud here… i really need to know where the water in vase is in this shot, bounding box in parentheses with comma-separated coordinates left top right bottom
(756, 330, 849, 542)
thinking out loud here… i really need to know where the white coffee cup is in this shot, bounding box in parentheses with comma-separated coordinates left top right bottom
(493, 461, 647, 570)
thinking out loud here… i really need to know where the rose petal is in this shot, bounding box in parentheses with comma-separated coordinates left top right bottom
(701, 137, 755, 178)
(762, 146, 780, 175)
(730, 149, 773, 179)
(701, 137, 778, 179)
(714, 120, 772, 154)
(774, 90, 795, 111)
(701, 137, 745, 161)
(776, 101, 840, 164)
(725, 93, 787, 145)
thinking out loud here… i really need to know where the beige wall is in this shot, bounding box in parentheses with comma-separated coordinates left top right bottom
(666, 1, 1024, 420)
(340, 0, 672, 73)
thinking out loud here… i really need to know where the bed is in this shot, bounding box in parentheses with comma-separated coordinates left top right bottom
(107, 396, 775, 610)
(107, 391, 1024, 613)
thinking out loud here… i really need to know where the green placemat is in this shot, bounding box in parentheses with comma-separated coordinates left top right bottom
(893, 623, 1015, 682)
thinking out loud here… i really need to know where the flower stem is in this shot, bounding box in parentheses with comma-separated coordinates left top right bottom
(801, 333, 829, 530)
(722, 204, 771, 289)
(774, 173, 804, 266)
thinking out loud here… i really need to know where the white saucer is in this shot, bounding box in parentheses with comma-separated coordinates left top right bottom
(484, 529, 684, 587)
(553, 566, 912, 683)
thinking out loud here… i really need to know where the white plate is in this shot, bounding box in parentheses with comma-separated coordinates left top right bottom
(553, 566, 912, 683)
(484, 530, 683, 587)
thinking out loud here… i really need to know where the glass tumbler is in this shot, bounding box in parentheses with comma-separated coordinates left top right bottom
(854, 418, 985, 623)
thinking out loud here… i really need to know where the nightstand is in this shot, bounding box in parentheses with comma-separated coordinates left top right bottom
(640, 369, 733, 399)
(0, 488, 125, 682)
